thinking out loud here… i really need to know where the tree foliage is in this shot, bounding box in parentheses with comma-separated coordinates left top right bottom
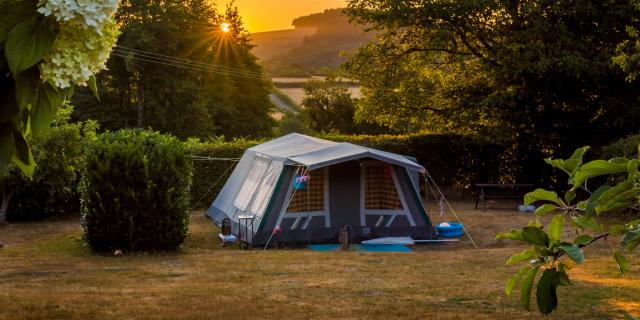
(301, 76, 390, 134)
(71, 0, 275, 140)
(497, 147, 639, 315)
(0, 0, 117, 176)
(343, 0, 640, 177)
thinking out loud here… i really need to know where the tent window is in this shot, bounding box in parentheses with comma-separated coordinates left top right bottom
(233, 157, 269, 211)
(364, 165, 403, 210)
(248, 161, 283, 217)
(287, 169, 324, 212)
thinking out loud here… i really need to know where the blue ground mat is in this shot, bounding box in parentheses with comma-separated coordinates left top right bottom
(308, 244, 413, 252)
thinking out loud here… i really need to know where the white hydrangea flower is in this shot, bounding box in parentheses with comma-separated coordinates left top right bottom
(40, 19, 119, 88)
(37, 0, 118, 31)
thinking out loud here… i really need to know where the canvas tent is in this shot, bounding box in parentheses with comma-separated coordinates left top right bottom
(206, 133, 434, 246)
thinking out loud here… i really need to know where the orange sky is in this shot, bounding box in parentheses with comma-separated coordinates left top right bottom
(216, 0, 347, 33)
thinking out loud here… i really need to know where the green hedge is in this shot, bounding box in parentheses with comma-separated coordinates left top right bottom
(186, 138, 260, 209)
(81, 130, 192, 252)
(186, 133, 507, 209)
(321, 133, 507, 192)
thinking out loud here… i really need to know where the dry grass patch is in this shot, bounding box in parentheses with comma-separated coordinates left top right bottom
(0, 203, 638, 319)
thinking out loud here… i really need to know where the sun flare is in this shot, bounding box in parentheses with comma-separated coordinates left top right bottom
(220, 22, 230, 33)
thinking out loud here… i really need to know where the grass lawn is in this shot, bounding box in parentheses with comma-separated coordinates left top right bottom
(0, 202, 638, 319)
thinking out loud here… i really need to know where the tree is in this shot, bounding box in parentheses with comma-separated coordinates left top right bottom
(613, 0, 640, 81)
(71, 0, 274, 140)
(497, 147, 639, 315)
(301, 76, 391, 134)
(0, 0, 118, 176)
(343, 0, 640, 182)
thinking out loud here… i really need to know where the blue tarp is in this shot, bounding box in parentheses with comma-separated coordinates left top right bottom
(309, 244, 413, 252)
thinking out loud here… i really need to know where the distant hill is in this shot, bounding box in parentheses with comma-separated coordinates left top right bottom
(251, 9, 373, 76)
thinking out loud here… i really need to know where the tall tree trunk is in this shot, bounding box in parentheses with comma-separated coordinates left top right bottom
(0, 190, 14, 224)
(136, 79, 144, 128)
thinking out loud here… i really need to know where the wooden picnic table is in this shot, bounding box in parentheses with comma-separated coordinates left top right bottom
(475, 183, 536, 210)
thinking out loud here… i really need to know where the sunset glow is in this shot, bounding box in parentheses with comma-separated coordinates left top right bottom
(220, 22, 230, 33)
(216, 0, 347, 33)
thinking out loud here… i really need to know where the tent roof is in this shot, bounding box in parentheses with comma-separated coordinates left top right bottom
(248, 133, 425, 173)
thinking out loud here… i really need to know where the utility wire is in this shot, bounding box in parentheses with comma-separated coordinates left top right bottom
(110, 52, 266, 79)
(113, 46, 266, 78)
(110, 52, 268, 80)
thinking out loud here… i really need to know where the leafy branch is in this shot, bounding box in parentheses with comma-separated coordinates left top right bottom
(497, 146, 639, 315)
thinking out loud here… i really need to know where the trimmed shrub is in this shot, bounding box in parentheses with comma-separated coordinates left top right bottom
(81, 130, 192, 252)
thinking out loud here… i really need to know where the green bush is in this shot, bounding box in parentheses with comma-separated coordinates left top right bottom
(1, 107, 97, 221)
(81, 130, 192, 252)
(600, 133, 640, 159)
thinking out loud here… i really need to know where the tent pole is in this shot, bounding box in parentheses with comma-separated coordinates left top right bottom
(263, 166, 309, 250)
(423, 172, 479, 250)
(307, 168, 311, 246)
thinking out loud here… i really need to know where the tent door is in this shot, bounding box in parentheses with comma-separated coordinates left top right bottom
(359, 163, 416, 227)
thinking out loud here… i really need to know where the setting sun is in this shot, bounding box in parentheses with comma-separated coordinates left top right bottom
(220, 22, 230, 33)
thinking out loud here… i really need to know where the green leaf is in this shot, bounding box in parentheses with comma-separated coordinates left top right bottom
(613, 251, 630, 274)
(0, 75, 19, 122)
(573, 215, 602, 231)
(564, 190, 576, 203)
(0, 0, 36, 32)
(536, 268, 560, 315)
(544, 146, 590, 174)
(15, 66, 40, 111)
(572, 160, 629, 189)
(608, 224, 626, 235)
(548, 214, 565, 244)
(88, 75, 100, 101)
(535, 204, 558, 216)
(595, 181, 637, 214)
(30, 82, 61, 136)
(559, 244, 585, 264)
(0, 27, 6, 44)
(520, 265, 540, 311)
(5, 20, 56, 76)
(573, 234, 593, 246)
(524, 189, 564, 206)
(506, 248, 537, 265)
(496, 229, 525, 242)
(557, 270, 572, 286)
(622, 225, 640, 252)
(10, 127, 34, 177)
(624, 313, 639, 320)
(522, 226, 550, 246)
(0, 124, 15, 169)
(585, 185, 610, 214)
(506, 265, 531, 296)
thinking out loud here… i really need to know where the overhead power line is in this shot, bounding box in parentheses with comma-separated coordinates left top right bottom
(114, 46, 265, 77)
(111, 46, 269, 80)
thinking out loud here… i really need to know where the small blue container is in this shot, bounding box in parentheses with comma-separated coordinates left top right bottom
(293, 176, 308, 190)
(436, 222, 464, 237)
